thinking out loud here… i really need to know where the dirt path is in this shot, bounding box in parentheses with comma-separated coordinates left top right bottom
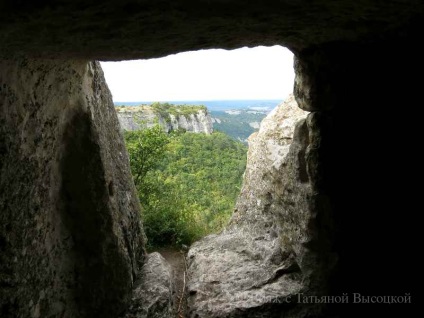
(156, 247, 187, 318)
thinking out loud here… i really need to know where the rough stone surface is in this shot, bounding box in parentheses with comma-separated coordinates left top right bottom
(123, 252, 173, 318)
(0, 59, 145, 317)
(117, 107, 213, 134)
(186, 96, 328, 318)
(293, 50, 337, 112)
(292, 38, 422, 317)
(0, 1, 423, 59)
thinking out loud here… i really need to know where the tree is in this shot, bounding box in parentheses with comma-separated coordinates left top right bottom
(124, 125, 169, 204)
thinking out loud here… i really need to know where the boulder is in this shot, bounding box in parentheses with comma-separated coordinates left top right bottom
(124, 252, 173, 318)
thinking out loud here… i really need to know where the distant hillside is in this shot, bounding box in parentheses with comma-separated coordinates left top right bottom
(211, 109, 269, 142)
(114, 100, 283, 141)
(115, 102, 213, 134)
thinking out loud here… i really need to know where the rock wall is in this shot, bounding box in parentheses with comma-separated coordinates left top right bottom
(117, 108, 213, 134)
(0, 59, 146, 317)
(187, 95, 316, 317)
(292, 37, 422, 317)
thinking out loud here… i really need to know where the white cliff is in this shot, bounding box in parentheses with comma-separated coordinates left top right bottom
(116, 105, 213, 134)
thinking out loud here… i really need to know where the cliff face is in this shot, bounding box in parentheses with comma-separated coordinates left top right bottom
(116, 106, 213, 134)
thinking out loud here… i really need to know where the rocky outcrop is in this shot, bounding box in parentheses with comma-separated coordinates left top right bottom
(116, 107, 213, 134)
(0, 59, 146, 318)
(187, 95, 323, 318)
(124, 253, 173, 318)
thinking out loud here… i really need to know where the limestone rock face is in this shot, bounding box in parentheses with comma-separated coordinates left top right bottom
(0, 59, 145, 317)
(167, 111, 213, 134)
(117, 107, 158, 131)
(187, 95, 324, 318)
(117, 108, 213, 134)
(124, 252, 173, 318)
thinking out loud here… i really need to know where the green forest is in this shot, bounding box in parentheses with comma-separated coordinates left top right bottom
(124, 127, 247, 249)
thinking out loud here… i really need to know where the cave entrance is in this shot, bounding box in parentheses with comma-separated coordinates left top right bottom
(101, 46, 296, 317)
(101, 45, 294, 250)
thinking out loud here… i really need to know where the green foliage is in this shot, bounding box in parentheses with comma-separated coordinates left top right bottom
(124, 126, 170, 202)
(125, 127, 247, 249)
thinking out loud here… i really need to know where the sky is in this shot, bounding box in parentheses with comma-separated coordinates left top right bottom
(100, 45, 294, 102)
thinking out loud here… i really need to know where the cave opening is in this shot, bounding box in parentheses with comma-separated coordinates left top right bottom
(100, 45, 296, 251)
(97, 46, 299, 317)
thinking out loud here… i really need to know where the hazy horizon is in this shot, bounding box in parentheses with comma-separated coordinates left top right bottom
(113, 98, 283, 103)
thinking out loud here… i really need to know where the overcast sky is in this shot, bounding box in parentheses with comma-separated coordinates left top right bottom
(101, 45, 294, 102)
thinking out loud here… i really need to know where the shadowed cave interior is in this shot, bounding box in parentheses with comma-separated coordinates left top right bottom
(0, 1, 421, 317)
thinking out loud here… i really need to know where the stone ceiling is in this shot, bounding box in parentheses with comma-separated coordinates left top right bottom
(1, 0, 423, 60)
